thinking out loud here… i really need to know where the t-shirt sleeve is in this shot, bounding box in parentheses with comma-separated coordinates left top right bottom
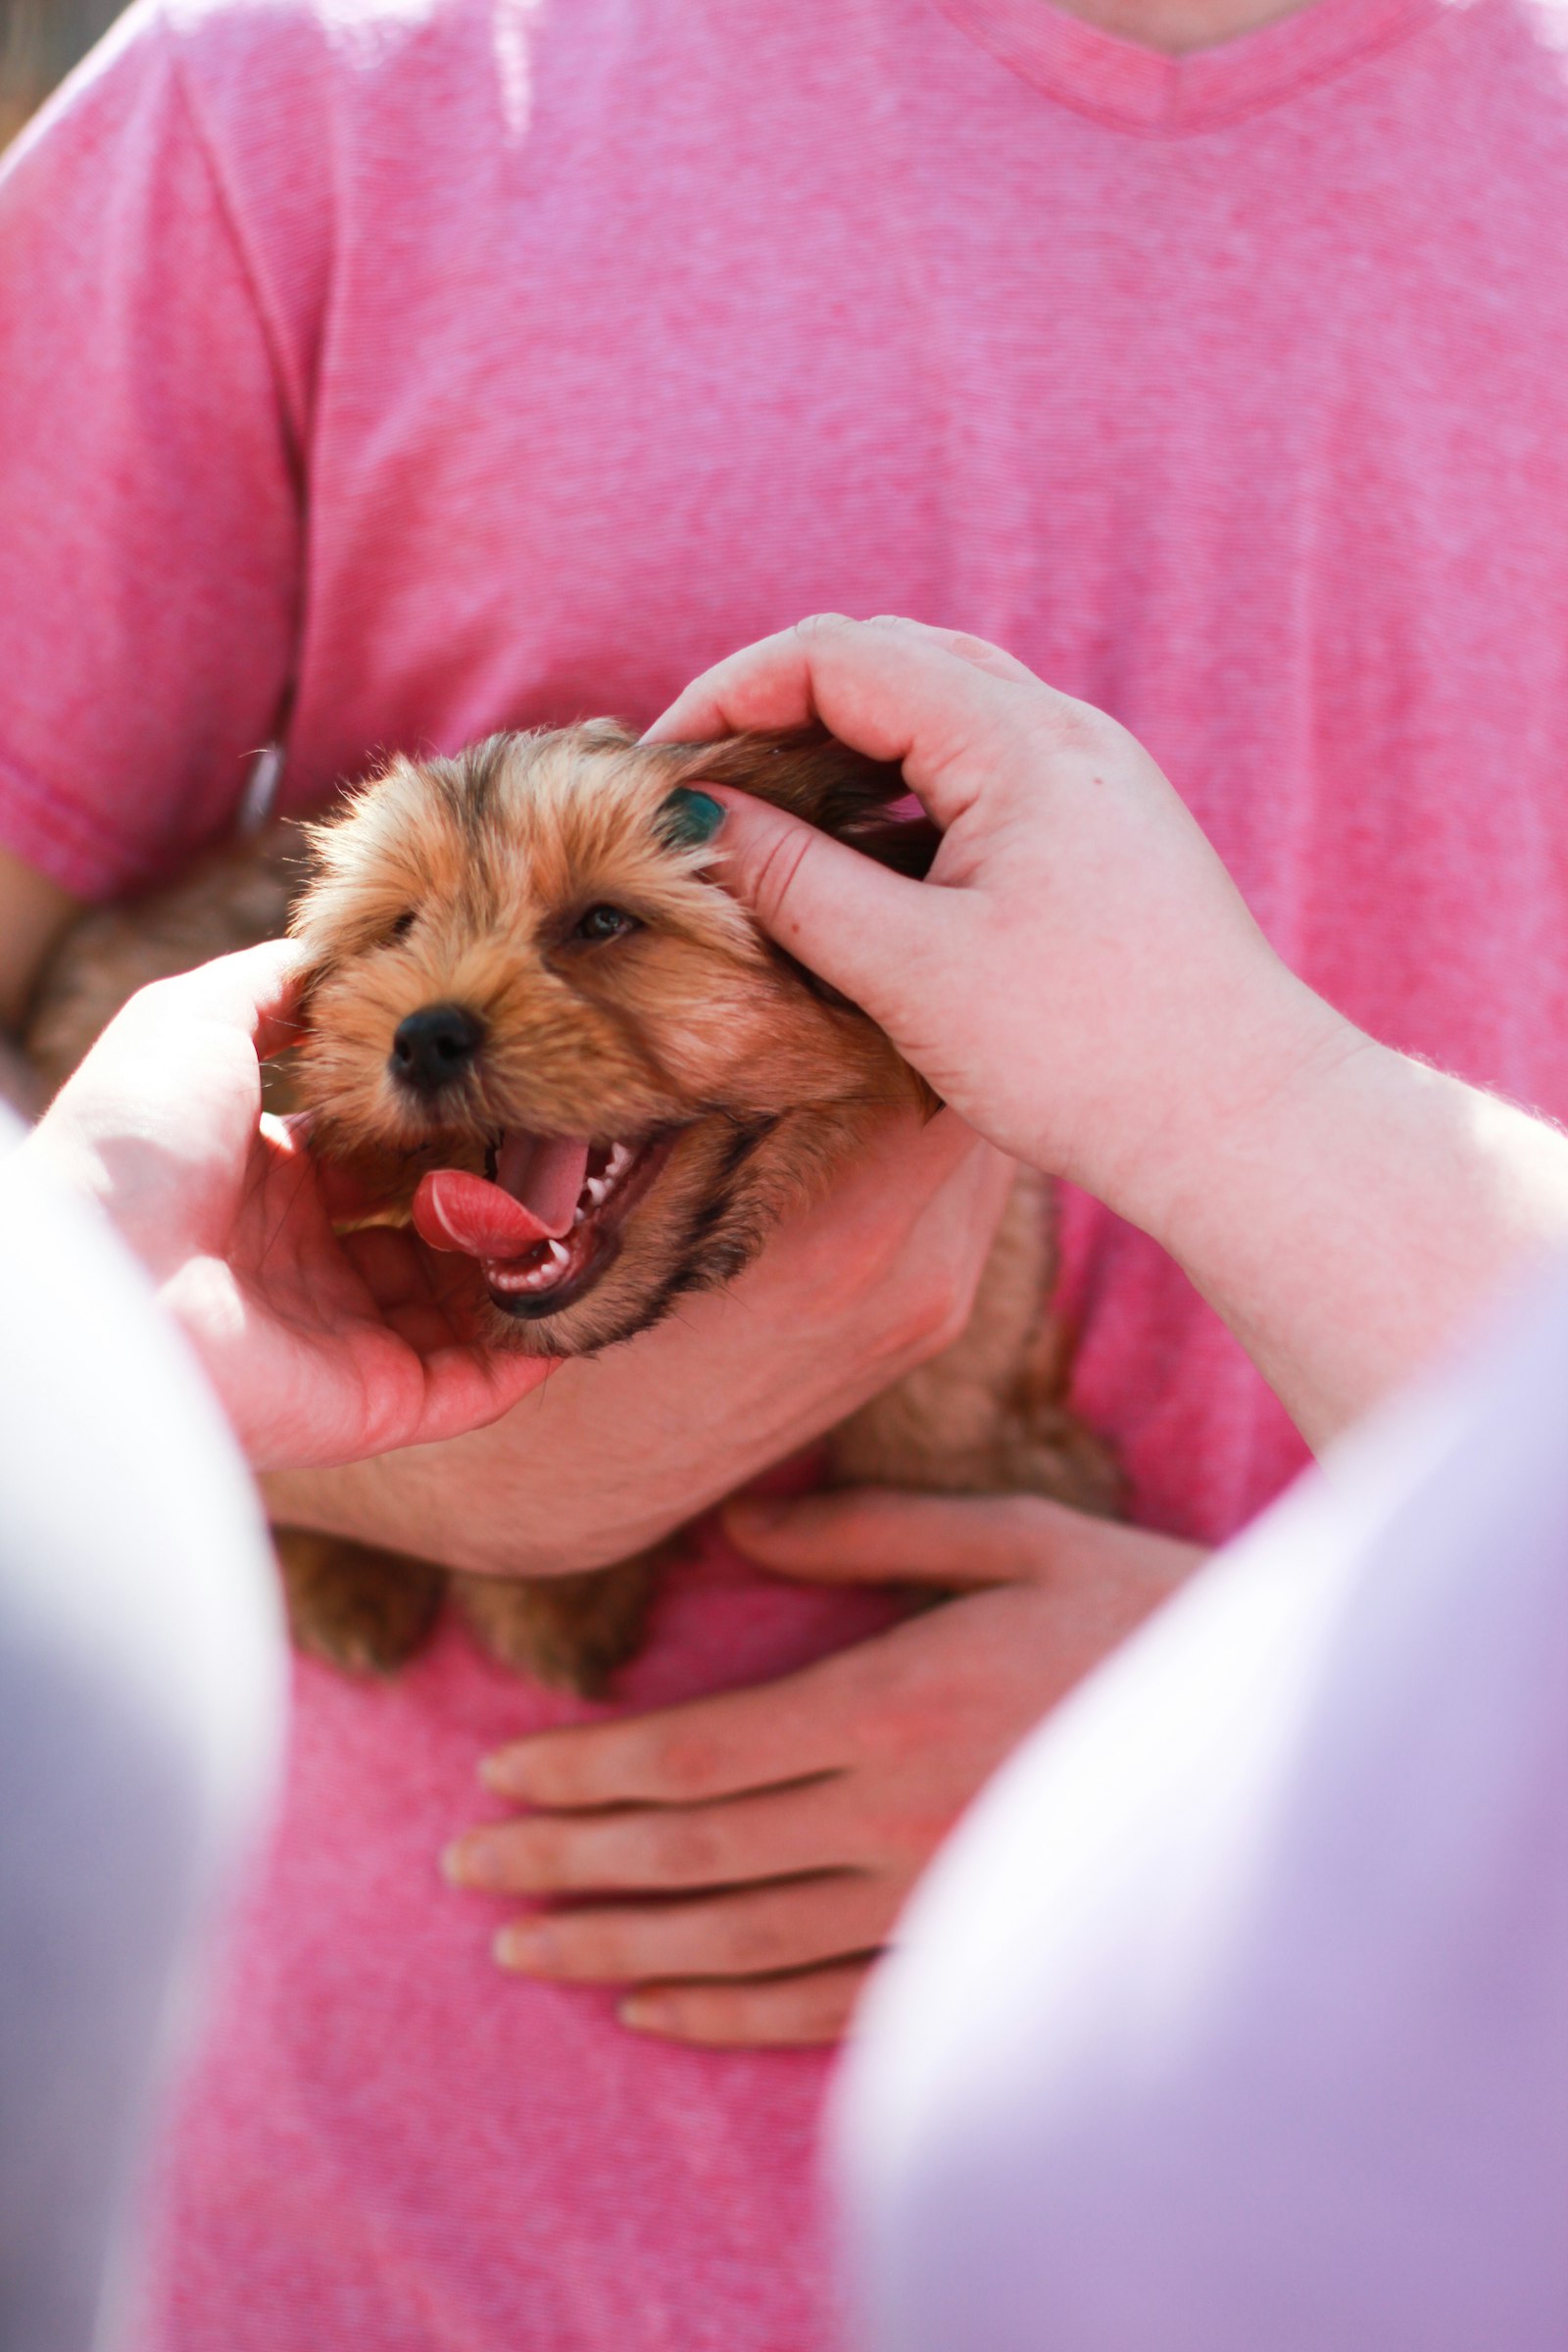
(0, 5, 301, 899)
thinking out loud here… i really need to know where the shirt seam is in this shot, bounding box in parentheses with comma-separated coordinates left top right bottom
(159, 11, 307, 779)
(158, 7, 311, 482)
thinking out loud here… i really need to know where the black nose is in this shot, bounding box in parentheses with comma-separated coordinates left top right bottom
(390, 1003, 486, 1095)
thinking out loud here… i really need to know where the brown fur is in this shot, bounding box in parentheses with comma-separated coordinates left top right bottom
(288, 725, 943, 1356)
(26, 724, 1119, 1692)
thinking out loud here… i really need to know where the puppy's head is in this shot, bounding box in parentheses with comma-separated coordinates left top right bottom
(289, 724, 937, 1353)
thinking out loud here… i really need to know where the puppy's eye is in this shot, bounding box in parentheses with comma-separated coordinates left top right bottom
(389, 909, 417, 940)
(573, 905, 641, 944)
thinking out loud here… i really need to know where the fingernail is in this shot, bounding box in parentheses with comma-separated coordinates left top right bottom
(443, 1835, 503, 1890)
(480, 1749, 534, 1798)
(617, 1994, 662, 2034)
(494, 1922, 554, 1972)
(657, 787, 725, 848)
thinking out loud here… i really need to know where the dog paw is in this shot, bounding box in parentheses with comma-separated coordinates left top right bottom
(451, 1556, 662, 1696)
(273, 1529, 446, 1675)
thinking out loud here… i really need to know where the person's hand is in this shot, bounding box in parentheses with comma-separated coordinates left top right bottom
(647, 613, 1347, 1239)
(445, 1490, 1202, 2044)
(25, 942, 553, 1473)
(651, 614, 1568, 1447)
(262, 1102, 1013, 1577)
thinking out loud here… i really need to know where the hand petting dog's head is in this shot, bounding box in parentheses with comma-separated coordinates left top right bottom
(289, 723, 938, 1354)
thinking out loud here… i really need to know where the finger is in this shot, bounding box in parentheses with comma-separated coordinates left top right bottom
(480, 1657, 856, 1807)
(617, 1960, 872, 2046)
(647, 612, 1030, 750)
(447, 1773, 874, 1895)
(642, 615, 849, 742)
(339, 1220, 520, 1340)
(126, 940, 308, 1061)
(405, 1343, 557, 1447)
(859, 613, 1040, 685)
(315, 1156, 412, 1223)
(704, 788, 947, 1027)
(258, 1115, 363, 1233)
(280, 1125, 420, 1224)
(338, 1219, 451, 1308)
(492, 1870, 893, 1984)
(724, 1487, 1067, 1588)
(644, 612, 1047, 827)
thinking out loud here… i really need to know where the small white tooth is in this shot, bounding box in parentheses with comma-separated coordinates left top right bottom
(484, 1252, 551, 1292)
(605, 1143, 633, 1182)
(485, 1238, 573, 1294)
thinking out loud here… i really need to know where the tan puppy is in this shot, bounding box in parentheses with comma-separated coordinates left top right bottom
(27, 724, 1119, 1690)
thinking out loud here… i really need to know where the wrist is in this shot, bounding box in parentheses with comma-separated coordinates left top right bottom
(1141, 996, 1373, 1283)
(1058, 959, 1358, 1257)
(1110, 1000, 1568, 1446)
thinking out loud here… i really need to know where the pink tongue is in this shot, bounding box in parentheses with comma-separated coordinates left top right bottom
(497, 1131, 592, 1232)
(413, 1133, 591, 1263)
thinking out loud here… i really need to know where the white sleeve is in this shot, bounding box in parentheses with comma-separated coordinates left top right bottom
(838, 1255, 1568, 2352)
(0, 1109, 287, 2352)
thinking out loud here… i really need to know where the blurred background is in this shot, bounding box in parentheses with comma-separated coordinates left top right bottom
(1, 0, 121, 145)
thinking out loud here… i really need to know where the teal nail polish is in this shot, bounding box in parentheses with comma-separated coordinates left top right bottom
(658, 787, 725, 848)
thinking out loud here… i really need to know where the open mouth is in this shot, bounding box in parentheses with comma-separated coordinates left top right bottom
(412, 1128, 673, 1318)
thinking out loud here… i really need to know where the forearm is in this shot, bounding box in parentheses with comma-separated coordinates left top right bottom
(1120, 987, 1568, 1449)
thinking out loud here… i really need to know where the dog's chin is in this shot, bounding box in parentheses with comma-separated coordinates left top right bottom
(483, 1114, 781, 1357)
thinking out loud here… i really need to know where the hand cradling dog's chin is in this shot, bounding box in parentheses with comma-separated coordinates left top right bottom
(26, 717, 1119, 1695)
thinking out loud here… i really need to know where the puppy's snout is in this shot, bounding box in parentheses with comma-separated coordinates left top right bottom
(390, 1002, 486, 1095)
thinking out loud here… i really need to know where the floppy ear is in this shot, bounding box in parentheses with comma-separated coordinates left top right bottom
(660, 726, 940, 879)
(651, 730, 943, 1113)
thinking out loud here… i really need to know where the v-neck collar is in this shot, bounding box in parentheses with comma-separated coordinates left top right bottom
(932, 0, 1446, 132)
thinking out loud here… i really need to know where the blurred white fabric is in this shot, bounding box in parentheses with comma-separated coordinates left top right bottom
(0, 1107, 285, 2352)
(839, 1258, 1568, 2351)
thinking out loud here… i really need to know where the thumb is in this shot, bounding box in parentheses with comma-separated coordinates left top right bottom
(706, 790, 945, 1034)
(121, 939, 307, 1062)
(723, 1488, 1054, 1590)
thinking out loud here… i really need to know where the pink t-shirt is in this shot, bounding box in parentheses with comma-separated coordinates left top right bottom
(5, 0, 1568, 2342)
